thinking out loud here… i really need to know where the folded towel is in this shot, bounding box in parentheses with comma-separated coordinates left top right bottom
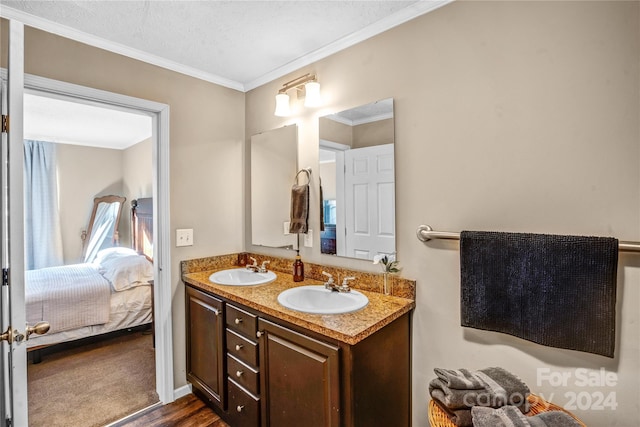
(460, 231, 618, 358)
(434, 368, 486, 390)
(429, 367, 530, 410)
(289, 170, 310, 234)
(432, 398, 473, 427)
(471, 405, 582, 427)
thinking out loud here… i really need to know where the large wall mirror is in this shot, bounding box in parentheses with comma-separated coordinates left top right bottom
(319, 98, 395, 260)
(251, 124, 298, 249)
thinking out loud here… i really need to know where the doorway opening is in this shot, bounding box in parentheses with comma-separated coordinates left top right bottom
(14, 72, 174, 425)
(23, 90, 158, 426)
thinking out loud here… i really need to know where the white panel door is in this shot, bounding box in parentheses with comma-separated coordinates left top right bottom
(1, 20, 29, 427)
(344, 144, 395, 259)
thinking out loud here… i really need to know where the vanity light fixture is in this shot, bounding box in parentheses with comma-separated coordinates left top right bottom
(274, 73, 321, 117)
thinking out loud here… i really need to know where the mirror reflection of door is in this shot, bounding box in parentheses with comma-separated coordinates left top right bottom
(319, 98, 396, 260)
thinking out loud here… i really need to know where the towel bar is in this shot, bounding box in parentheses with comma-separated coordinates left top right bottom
(416, 224, 640, 253)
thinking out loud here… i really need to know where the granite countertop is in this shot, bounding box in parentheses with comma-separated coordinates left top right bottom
(183, 268, 415, 346)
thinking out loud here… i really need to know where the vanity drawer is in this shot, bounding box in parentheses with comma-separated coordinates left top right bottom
(227, 329, 259, 367)
(227, 379, 260, 427)
(227, 353, 259, 396)
(226, 303, 258, 339)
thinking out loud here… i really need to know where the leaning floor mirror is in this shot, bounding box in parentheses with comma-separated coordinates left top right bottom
(82, 195, 126, 263)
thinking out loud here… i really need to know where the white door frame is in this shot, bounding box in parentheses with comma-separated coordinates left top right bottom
(1, 69, 175, 405)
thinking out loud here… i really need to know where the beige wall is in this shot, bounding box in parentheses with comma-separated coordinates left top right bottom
(319, 161, 337, 200)
(15, 25, 245, 391)
(56, 138, 152, 264)
(319, 116, 393, 148)
(319, 116, 353, 146)
(246, 2, 640, 426)
(56, 143, 124, 264)
(352, 118, 394, 149)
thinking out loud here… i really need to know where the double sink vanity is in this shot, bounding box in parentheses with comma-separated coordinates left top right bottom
(182, 253, 415, 427)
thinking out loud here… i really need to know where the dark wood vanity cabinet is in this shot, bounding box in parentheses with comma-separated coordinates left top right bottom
(258, 318, 340, 427)
(185, 284, 411, 427)
(185, 286, 226, 410)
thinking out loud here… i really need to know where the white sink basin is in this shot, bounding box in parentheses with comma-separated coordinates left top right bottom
(277, 285, 369, 314)
(209, 268, 277, 286)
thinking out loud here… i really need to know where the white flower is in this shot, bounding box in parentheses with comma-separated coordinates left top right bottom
(373, 253, 400, 273)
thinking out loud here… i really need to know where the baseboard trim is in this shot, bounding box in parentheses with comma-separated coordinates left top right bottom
(174, 384, 193, 400)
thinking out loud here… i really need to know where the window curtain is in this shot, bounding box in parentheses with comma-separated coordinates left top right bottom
(24, 140, 64, 270)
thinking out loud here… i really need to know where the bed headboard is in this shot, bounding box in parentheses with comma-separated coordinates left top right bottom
(131, 198, 153, 262)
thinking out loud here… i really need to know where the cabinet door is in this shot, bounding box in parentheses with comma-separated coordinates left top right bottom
(258, 318, 340, 427)
(186, 286, 226, 409)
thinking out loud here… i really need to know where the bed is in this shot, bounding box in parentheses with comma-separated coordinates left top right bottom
(26, 198, 154, 353)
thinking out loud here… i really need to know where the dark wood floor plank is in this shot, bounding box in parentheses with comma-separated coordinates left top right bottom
(120, 394, 229, 427)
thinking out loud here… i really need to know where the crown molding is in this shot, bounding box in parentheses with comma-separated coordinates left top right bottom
(1, 1, 454, 93)
(244, 0, 454, 91)
(0, 5, 245, 92)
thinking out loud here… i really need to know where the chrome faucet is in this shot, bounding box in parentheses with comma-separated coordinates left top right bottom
(322, 271, 335, 290)
(259, 260, 270, 273)
(246, 257, 258, 272)
(246, 258, 270, 273)
(338, 277, 355, 293)
(322, 272, 354, 293)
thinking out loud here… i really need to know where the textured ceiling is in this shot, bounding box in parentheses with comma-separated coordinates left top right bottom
(0, 1, 451, 91)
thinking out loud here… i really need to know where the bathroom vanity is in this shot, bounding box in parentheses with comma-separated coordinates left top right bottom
(183, 257, 415, 427)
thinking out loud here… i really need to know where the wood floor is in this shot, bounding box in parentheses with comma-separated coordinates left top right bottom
(119, 394, 229, 427)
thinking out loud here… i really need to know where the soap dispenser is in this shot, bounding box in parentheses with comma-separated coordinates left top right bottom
(293, 250, 304, 282)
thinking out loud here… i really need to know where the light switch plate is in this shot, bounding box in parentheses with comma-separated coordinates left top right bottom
(304, 229, 313, 247)
(176, 228, 193, 247)
(283, 221, 291, 235)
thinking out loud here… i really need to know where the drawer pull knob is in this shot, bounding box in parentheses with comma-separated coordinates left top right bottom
(234, 318, 243, 325)
(236, 370, 243, 378)
(256, 331, 263, 338)
(237, 405, 244, 413)
(235, 344, 243, 351)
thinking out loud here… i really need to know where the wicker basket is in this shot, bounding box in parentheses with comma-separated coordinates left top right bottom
(428, 393, 586, 427)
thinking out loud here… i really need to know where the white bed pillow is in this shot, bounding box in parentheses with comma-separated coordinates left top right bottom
(93, 247, 139, 265)
(95, 247, 153, 291)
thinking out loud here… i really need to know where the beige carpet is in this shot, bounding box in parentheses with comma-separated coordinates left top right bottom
(28, 329, 158, 427)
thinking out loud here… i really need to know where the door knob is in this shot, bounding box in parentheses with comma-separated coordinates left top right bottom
(0, 326, 17, 344)
(26, 321, 50, 340)
(0, 321, 49, 344)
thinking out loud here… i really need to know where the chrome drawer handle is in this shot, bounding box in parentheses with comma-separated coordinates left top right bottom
(210, 308, 219, 316)
(236, 370, 243, 378)
(256, 331, 263, 338)
(235, 344, 243, 351)
(234, 318, 243, 325)
(237, 405, 244, 413)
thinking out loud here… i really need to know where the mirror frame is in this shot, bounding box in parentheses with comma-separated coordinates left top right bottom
(82, 195, 126, 260)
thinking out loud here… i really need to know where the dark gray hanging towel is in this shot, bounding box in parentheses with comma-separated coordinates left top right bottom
(460, 231, 618, 358)
(289, 169, 310, 234)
